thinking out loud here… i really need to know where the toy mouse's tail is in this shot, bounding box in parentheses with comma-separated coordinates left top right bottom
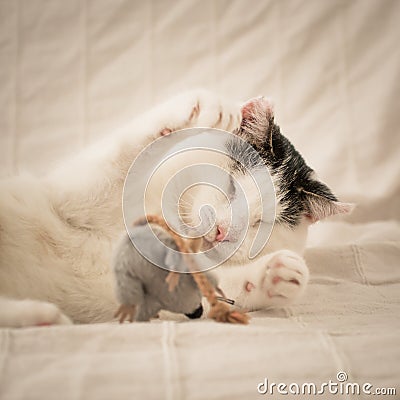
(133, 215, 249, 325)
(189, 268, 249, 325)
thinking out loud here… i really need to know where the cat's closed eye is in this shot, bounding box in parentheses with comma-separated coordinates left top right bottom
(228, 176, 236, 200)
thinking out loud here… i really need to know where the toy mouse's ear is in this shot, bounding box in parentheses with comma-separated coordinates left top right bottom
(164, 248, 182, 271)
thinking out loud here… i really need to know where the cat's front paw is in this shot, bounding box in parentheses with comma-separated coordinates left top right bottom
(158, 89, 242, 135)
(261, 250, 309, 306)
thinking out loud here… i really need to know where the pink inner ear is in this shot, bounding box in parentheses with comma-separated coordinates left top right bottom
(334, 202, 356, 215)
(241, 96, 274, 120)
(241, 101, 256, 119)
(307, 200, 355, 223)
(305, 213, 318, 224)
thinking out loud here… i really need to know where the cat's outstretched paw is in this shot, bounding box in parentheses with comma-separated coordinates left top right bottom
(12, 300, 72, 328)
(261, 250, 309, 306)
(157, 89, 242, 136)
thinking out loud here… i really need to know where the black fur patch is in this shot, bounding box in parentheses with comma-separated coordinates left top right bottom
(228, 115, 338, 227)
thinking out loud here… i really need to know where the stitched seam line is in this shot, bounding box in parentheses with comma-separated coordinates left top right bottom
(0, 329, 11, 394)
(352, 244, 369, 286)
(162, 321, 181, 400)
(318, 330, 352, 400)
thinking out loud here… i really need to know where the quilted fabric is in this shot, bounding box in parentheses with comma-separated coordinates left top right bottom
(0, 1, 399, 399)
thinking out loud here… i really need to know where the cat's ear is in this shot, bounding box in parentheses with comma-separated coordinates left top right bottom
(239, 97, 275, 148)
(241, 96, 274, 121)
(301, 181, 355, 222)
(302, 189, 355, 223)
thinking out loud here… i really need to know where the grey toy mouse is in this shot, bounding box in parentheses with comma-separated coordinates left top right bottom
(112, 222, 219, 322)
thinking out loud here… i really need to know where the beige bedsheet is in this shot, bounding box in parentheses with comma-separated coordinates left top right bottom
(0, 0, 399, 399)
(1, 225, 399, 399)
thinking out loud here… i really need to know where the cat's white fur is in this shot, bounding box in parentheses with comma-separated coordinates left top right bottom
(0, 90, 310, 327)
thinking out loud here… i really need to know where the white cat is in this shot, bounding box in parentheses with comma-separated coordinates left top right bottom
(0, 90, 351, 327)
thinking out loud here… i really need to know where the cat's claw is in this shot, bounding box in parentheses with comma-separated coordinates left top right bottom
(261, 250, 309, 305)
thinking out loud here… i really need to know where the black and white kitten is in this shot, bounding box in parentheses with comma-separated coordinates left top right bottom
(0, 91, 352, 326)
(180, 97, 352, 310)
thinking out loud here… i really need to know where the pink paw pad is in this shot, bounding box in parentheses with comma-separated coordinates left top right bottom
(245, 281, 256, 292)
(272, 276, 282, 284)
(36, 322, 52, 327)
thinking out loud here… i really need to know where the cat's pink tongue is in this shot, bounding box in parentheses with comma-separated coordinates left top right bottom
(241, 96, 274, 120)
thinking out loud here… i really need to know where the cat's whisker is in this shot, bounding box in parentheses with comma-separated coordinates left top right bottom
(178, 196, 193, 203)
(179, 193, 196, 203)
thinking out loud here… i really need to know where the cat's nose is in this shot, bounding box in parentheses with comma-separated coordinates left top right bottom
(215, 226, 227, 242)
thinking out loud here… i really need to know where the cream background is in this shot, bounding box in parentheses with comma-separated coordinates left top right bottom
(0, 1, 399, 399)
(1, 0, 399, 220)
